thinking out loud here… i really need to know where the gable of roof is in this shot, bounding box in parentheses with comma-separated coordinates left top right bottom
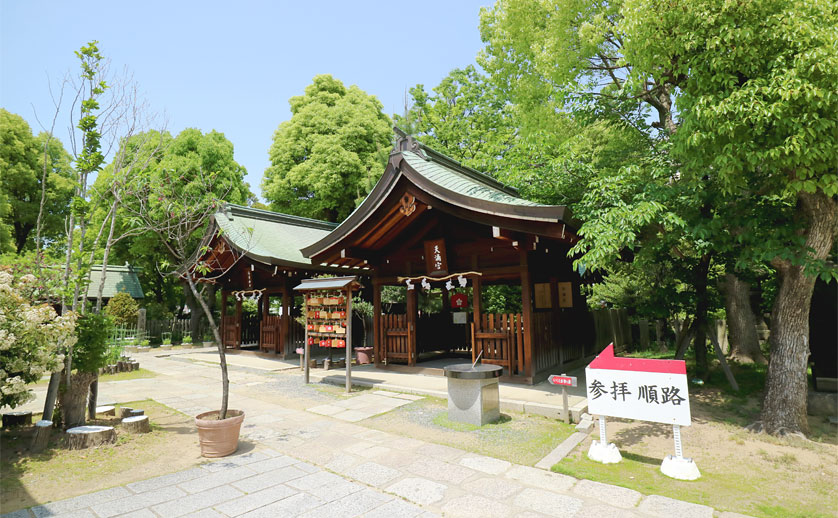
(213, 204, 340, 268)
(301, 136, 575, 260)
(86, 265, 144, 299)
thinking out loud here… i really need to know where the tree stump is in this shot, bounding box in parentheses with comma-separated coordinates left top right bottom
(107, 364, 117, 375)
(2, 411, 32, 428)
(119, 407, 134, 418)
(128, 409, 144, 417)
(131, 361, 140, 371)
(121, 415, 150, 433)
(66, 425, 116, 449)
(96, 406, 116, 416)
(117, 361, 127, 372)
(30, 420, 53, 452)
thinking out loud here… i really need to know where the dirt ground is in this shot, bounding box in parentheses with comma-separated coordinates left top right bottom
(0, 400, 204, 514)
(554, 391, 838, 518)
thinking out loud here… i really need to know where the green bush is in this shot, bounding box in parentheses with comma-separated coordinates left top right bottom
(104, 292, 139, 326)
(73, 313, 113, 372)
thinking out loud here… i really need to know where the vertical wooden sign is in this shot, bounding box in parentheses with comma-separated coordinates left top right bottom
(424, 239, 448, 276)
(558, 282, 573, 308)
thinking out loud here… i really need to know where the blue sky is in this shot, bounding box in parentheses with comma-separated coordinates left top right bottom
(1, 0, 492, 200)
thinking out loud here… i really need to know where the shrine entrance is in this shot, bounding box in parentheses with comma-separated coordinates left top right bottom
(302, 135, 595, 384)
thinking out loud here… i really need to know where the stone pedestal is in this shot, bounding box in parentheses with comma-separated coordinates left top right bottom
(444, 364, 503, 426)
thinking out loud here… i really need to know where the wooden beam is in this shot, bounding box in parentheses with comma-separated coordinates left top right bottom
(550, 276, 563, 368)
(406, 286, 417, 367)
(373, 280, 382, 368)
(520, 249, 534, 378)
(281, 276, 291, 358)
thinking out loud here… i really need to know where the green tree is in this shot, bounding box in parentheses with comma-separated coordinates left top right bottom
(103, 128, 251, 339)
(263, 75, 392, 222)
(104, 291, 139, 326)
(620, 0, 838, 436)
(0, 110, 73, 253)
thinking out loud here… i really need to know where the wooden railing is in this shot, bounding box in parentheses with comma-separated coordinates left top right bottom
(472, 313, 523, 375)
(381, 314, 409, 364)
(259, 315, 281, 354)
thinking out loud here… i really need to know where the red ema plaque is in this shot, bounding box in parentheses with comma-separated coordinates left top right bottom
(451, 293, 468, 309)
(424, 239, 448, 276)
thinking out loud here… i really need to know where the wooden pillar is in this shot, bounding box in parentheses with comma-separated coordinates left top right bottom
(373, 279, 382, 368)
(221, 290, 228, 347)
(235, 297, 242, 349)
(472, 274, 482, 363)
(550, 277, 564, 367)
(521, 249, 535, 379)
(406, 285, 417, 366)
(281, 277, 291, 357)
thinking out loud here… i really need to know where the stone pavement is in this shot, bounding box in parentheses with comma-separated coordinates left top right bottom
(2, 351, 749, 518)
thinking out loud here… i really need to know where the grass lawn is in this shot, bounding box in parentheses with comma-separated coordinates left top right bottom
(361, 395, 576, 466)
(31, 368, 157, 387)
(0, 399, 202, 515)
(552, 351, 838, 518)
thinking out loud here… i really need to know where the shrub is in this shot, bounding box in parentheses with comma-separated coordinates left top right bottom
(104, 292, 139, 326)
(0, 270, 76, 408)
(72, 313, 113, 372)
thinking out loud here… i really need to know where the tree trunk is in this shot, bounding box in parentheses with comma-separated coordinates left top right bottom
(95, 202, 119, 312)
(185, 274, 229, 419)
(58, 371, 97, 430)
(724, 273, 766, 364)
(183, 281, 202, 341)
(761, 191, 838, 436)
(693, 254, 712, 375)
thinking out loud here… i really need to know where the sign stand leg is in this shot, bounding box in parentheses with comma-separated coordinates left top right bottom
(660, 424, 701, 480)
(587, 416, 622, 464)
(561, 372, 570, 424)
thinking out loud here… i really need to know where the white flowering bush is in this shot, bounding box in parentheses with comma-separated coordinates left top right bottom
(0, 270, 76, 409)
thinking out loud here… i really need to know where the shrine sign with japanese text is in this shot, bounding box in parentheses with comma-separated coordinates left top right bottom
(424, 239, 448, 276)
(585, 344, 692, 426)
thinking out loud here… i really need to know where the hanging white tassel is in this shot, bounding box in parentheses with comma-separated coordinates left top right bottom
(458, 275, 467, 288)
(445, 280, 453, 291)
(421, 278, 431, 291)
(406, 279, 414, 290)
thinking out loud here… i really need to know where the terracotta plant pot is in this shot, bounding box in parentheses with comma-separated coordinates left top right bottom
(355, 347, 374, 364)
(195, 410, 245, 458)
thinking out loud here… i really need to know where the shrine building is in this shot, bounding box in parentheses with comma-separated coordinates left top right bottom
(192, 135, 595, 384)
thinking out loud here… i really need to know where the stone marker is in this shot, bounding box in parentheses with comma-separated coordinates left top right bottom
(128, 409, 145, 417)
(122, 415, 150, 433)
(67, 425, 116, 449)
(443, 363, 502, 426)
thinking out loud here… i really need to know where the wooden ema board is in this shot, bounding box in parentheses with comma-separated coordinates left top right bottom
(305, 291, 348, 348)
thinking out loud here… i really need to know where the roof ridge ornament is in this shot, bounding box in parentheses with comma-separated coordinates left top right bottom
(392, 126, 427, 159)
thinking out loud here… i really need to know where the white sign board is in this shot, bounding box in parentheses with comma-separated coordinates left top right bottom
(585, 344, 691, 426)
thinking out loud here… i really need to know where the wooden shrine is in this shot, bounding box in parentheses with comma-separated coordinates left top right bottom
(191, 204, 364, 356)
(302, 135, 596, 384)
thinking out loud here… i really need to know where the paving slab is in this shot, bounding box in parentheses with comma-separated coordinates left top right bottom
(637, 495, 714, 518)
(458, 455, 512, 475)
(440, 495, 514, 518)
(386, 477, 449, 505)
(571, 479, 642, 508)
(513, 488, 584, 517)
(505, 465, 577, 492)
(345, 461, 401, 487)
(213, 484, 297, 516)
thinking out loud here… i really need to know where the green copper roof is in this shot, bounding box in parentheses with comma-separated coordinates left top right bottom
(401, 147, 546, 208)
(86, 265, 144, 299)
(214, 204, 338, 267)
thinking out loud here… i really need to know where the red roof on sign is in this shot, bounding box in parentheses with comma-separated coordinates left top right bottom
(588, 344, 686, 375)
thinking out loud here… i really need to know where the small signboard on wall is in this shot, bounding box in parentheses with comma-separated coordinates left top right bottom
(558, 282, 573, 308)
(424, 239, 448, 276)
(534, 283, 551, 309)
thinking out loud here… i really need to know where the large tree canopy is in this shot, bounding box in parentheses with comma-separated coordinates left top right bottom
(262, 75, 392, 222)
(621, 0, 838, 435)
(480, 0, 837, 436)
(0, 109, 74, 253)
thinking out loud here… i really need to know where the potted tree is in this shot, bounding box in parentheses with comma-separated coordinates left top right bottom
(182, 333, 194, 348)
(123, 165, 248, 458)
